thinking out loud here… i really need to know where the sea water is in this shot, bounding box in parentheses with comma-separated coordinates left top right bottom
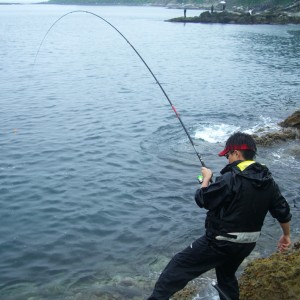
(0, 5, 299, 299)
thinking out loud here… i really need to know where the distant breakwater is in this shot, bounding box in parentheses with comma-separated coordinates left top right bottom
(167, 10, 300, 25)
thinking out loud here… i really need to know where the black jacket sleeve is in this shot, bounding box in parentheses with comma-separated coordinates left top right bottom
(194, 173, 232, 210)
(269, 181, 292, 223)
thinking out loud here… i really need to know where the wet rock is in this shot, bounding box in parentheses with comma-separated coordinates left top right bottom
(252, 110, 300, 146)
(279, 110, 300, 129)
(252, 129, 298, 146)
(172, 281, 198, 300)
(119, 276, 135, 287)
(239, 241, 300, 300)
(171, 273, 218, 300)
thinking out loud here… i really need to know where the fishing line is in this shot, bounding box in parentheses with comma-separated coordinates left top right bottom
(33, 10, 208, 169)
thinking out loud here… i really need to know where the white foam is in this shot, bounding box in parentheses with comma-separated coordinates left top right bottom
(194, 116, 281, 144)
(245, 115, 281, 136)
(271, 148, 300, 170)
(192, 294, 219, 300)
(195, 123, 239, 143)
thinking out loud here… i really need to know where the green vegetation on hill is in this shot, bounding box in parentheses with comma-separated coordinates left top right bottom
(47, 0, 208, 4)
(47, 0, 297, 9)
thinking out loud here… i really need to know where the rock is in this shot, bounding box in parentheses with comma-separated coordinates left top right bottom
(172, 281, 198, 300)
(252, 110, 300, 146)
(239, 241, 300, 300)
(166, 10, 300, 24)
(279, 110, 300, 129)
(252, 129, 298, 146)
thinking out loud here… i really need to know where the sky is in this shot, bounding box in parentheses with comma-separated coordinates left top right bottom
(0, 0, 47, 3)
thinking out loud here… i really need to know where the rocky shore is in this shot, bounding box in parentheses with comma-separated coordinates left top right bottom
(239, 241, 300, 300)
(167, 1, 300, 25)
(172, 241, 300, 300)
(167, 10, 300, 25)
(253, 110, 300, 146)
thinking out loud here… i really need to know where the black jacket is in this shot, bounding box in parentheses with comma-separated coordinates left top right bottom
(195, 161, 291, 236)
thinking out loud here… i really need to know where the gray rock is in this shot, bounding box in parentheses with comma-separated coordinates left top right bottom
(252, 110, 300, 146)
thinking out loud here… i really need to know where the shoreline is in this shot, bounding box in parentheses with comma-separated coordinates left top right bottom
(167, 10, 300, 25)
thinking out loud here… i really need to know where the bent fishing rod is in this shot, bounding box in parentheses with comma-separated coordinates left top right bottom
(33, 10, 210, 173)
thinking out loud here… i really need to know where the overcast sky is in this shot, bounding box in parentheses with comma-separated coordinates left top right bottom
(0, 0, 48, 3)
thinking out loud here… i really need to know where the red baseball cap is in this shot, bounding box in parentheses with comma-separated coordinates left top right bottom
(218, 144, 256, 157)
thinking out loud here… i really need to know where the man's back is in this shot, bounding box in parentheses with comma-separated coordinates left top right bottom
(195, 160, 291, 242)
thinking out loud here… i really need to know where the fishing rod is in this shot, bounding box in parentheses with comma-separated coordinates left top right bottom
(33, 10, 210, 171)
(211, 281, 231, 300)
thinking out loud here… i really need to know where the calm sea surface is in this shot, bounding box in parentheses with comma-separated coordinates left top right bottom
(0, 5, 299, 299)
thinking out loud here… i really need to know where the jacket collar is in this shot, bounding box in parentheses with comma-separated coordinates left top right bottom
(220, 160, 243, 174)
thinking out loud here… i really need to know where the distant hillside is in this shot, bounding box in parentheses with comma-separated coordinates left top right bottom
(47, 0, 298, 11)
(47, 0, 192, 4)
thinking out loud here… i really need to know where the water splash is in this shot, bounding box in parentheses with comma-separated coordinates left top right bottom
(271, 146, 300, 170)
(194, 116, 281, 144)
(194, 123, 238, 143)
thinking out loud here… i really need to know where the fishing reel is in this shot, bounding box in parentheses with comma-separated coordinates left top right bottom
(197, 174, 213, 184)
(197, 175, 204, 184)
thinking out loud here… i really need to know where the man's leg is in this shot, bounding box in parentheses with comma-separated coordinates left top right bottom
(215, 242, 256, 300)
(148, 235, 229, 300)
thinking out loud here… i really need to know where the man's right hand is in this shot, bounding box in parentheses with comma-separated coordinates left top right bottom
(201, 167, 213, 188)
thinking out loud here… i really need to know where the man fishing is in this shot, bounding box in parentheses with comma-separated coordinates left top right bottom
(147, 131, 292, 300)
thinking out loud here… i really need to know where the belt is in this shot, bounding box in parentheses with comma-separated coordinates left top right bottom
(215, 231, 260, 243)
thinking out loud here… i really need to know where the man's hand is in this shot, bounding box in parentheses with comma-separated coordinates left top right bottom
(201, 167, 213, 188)
(277, 235, 291, 252)
(278, 222, 291, 252)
